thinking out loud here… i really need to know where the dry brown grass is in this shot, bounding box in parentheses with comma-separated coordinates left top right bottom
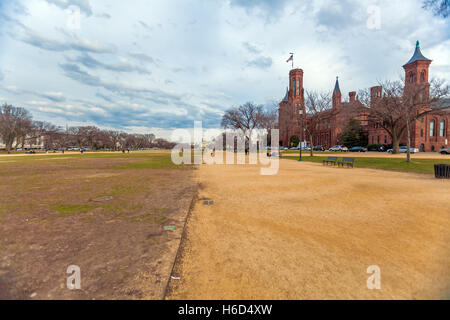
(0, 152, 196, 300)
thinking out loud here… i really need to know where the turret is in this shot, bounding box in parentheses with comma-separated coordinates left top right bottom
(332, 76, 341, 108)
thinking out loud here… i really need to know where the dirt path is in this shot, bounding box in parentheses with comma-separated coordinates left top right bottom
(167, 159, 450, 299)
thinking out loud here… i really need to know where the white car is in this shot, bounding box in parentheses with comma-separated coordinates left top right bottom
(329, 145, 348, 152)
(440, 148, 450, 155)
(387, 146, 419, 153)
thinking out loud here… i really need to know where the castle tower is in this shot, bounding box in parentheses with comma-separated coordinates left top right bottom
(332, 76, 341, 108)
(289, 69, 305, 114)
(403, 41, 432, 88)
(278, 69, 305, 146)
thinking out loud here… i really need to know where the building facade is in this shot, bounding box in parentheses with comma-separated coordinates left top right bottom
(279, 42, 449, 151)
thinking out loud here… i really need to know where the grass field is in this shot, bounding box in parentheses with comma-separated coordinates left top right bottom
(0, 151, 196, 300)
(283, 154, 450, 174)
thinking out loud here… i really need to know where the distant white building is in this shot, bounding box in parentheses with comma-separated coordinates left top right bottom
(0, 136, 45, 150)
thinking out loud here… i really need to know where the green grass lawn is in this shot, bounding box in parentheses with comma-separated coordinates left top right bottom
(283, 154, 450, 175)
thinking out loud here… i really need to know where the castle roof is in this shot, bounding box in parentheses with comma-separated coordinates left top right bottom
(403, 41, 431, 67)
(333, 77, 340, 94)
(281, 87, 289, 102)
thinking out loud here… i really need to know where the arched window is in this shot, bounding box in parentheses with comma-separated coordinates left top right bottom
(409, 72, 415, 83)
(420, 71, 426, 83)
(440, 120, 445, 137)
(430, 120, 435, 137)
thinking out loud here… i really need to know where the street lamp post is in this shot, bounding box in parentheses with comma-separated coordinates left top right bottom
(298, 107, 303, 162)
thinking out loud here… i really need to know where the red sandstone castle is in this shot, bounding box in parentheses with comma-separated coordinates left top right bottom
(278, 42, 449, 152)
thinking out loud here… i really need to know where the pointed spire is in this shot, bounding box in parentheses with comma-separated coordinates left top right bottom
(404, 40, 431, 66)
(282, 87, 289, 102)
(333, 76, 341, 94)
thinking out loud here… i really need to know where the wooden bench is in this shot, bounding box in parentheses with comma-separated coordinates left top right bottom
(323, 156, 338, 166)
(338, 157, 355, 168)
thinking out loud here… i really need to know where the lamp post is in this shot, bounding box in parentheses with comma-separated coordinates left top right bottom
(298, 107, 303, 162)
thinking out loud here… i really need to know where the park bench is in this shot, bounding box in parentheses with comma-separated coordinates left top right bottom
(323, 156, 338, 166)
(337, 157, 355, 168)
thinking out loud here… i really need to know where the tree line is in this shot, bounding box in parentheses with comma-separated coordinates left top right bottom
(0, 103, 175, 153)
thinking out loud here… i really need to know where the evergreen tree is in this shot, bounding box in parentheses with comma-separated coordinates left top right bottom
(341, 119, 367, 148)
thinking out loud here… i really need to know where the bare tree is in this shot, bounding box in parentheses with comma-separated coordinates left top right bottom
(402, 78, 449, 161)
(221, 102, 264, 142)
(304, 90, 333, 156)
(359, 78, 449, 157)
(0, 103, 32, 153)
(30, 121, 61, 150)
(77, 126, 100, 150)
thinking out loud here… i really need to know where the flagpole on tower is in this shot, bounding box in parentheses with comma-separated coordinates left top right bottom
(287, 53, 294, 69)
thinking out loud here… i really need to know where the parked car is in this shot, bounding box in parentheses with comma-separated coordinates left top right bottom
(440, 147, 450, 155)
(302, 146, 311, 151)
(349, 146, 367, 152)
(313, 145, 325, 151)
(387, 146, 419, 154)
(271, 152, 281, 158)
(329, 145, 348, 152)
(289, 147, 299, 150)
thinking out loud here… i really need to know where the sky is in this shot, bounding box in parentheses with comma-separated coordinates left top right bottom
(0, 0, 449, 138)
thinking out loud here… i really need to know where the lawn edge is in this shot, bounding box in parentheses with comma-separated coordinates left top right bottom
(162, 181, 199, 300)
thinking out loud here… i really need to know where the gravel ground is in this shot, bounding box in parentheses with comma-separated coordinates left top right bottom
(167, 158, 450, 300)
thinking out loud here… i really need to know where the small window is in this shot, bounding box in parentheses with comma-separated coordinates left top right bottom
(384, 136, 387, 144)
(420, 129, 424, 137)
(420, 71, 425, 83)
(430, 120, 435, 136)
(409, 72, 415, 83)
(440, 120, 445, 137)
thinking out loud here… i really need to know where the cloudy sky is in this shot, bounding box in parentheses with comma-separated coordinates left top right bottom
(0, 0, 449, 138)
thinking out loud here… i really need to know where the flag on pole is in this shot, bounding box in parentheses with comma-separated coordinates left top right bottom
(286, 53, 293, 63)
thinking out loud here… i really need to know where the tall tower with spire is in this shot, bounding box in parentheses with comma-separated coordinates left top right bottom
(278, 68, 305, 146)
(332, 76, 341, 108)
(403, 41, 432, 88)
(289, 68, 305, 110)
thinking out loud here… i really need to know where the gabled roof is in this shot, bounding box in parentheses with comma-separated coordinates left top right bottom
(403, 41, 432, 67)
(281, 87, 289, 102)
(431, 98, 450, 110)
(333, 76, 340, 94)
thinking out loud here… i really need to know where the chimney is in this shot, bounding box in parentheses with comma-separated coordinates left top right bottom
(349, 91, 356, 102)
